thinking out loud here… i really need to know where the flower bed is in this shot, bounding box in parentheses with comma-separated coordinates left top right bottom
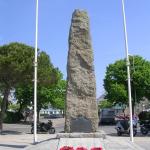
(90, 147, 103, 150)
(76, 147, 88, 150)
(60, 146, 74, 150)
(59, 146, 103, 150)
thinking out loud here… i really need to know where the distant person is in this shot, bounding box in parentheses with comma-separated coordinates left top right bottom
(23, 108, 30, 122)
(133, 114, 138, 126)
(29, 110, 33, 123)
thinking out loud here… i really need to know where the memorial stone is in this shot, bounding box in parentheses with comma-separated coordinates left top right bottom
(65, 10, 98, 132)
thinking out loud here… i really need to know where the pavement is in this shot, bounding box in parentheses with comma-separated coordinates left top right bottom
(0, 134, 56, 150)
(0, 119, 147, 150)
(23, 133, 144, 150)
(0, 131, 145, 150)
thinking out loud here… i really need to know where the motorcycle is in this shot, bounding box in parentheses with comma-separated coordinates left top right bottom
(140, 120, 150, 135)
(31, 120, 55, 134)
(115, 116, 137, 136)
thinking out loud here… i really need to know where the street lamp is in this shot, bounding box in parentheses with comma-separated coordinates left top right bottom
(121, 0, 134, 142)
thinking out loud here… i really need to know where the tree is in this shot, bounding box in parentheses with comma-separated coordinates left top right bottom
(0, 97, 2, 106)
(15, 79, 66, 122)
(98, 100, 113, 109)
(45, 80, 66, 110)
(15, 51, 64, 122)
(15, 84, 33, 113)
(104, 55, 150, 113)
(0, 42, 34, 132)
(36, 79, 66, 120)
(8, 103, 20, 112)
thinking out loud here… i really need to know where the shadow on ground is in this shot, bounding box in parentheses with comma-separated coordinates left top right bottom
(1, 130, 22, 135)
(107, 132, 150, 137)
(0, 144, 26, 149)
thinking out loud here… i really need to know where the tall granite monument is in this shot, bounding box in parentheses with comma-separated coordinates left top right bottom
(65, 10, 98, 133)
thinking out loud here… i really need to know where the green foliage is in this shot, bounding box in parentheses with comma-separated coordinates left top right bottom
(0, 42, 34, 89)
(47, 80, 66, 110)
(4, 111, 24, 123)
(8, 103, 20, 111)
(98, 100, 113, 109)
(15, 84, 33, 112)
(38, 51, 61, 86)
(34, 79, 66, 110)
(0, 97, 2, 106)
(15, 50, 66, 113)
(0, 42, 34, 127)
(104, 55, 150, 105)
(0, 42, 65, 124)
(106, 84, 127, 104)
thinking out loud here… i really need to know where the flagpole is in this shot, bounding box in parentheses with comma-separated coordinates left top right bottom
(34, 0, 38, 143)
(121, 0, 134, 142)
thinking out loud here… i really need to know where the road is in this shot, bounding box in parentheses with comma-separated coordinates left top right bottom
(3, 118, 65, 134)
(2, 119, 150, 150)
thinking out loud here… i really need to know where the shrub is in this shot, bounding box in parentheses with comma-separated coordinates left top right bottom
(4, 111, 24, 123)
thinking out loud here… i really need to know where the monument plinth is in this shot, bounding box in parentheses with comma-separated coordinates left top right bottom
(65, 10, 98, 133)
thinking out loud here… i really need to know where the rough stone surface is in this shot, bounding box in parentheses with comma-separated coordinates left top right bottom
(56, 132, 106, 139)
(65, 9, 98, 133)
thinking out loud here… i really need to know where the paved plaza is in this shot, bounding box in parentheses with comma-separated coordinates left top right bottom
(0, 119, 149, 150)
(0, 132, 145, 150)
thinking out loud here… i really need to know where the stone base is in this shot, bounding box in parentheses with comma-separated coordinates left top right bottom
(56, 131, 106, 139)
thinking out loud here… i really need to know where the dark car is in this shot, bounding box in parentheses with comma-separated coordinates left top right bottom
(44, 114, 63, 119)
(99, 108, 115, 124)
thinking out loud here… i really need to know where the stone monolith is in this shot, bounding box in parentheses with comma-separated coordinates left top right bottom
(65, 10, 98, 133)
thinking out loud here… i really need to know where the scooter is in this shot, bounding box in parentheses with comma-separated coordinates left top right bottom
(140, 120, 150, 135)
(31, 120, 55, 134)
(115, 117, 137, 136)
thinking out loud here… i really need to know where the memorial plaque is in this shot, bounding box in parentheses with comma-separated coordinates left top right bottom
(70, 116, 92, 133)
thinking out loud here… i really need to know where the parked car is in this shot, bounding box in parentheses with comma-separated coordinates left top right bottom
(99, 108, 115, 124)
(44, 114, 63, 119)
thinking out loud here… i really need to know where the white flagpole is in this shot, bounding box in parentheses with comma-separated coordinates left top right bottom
(121, 0, 134, 142)
(34, 0, 39, 143)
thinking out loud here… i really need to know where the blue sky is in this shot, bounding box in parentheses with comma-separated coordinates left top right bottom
(1, 0, 150, 97)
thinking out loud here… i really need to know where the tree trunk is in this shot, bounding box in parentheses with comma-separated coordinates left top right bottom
(132, 100, 135, 115)
(62, 109, 65, 118)
(0, 88, 10, 133)
(18, 102, 23, 113)
(37, 109, 40, 123)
